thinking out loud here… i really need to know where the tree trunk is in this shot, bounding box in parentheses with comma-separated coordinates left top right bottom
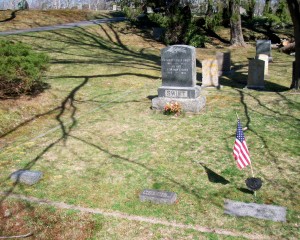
(287, 0, 300, 89)
(229, 0, 246, 47)
(246, 0, 256, 20)
(264, 0, 271, 14)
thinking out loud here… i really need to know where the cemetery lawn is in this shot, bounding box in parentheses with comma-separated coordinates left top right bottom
(0, 22, 299, 239)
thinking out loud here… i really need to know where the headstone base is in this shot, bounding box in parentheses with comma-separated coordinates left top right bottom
(201, 85, 223, 90)
(158, 86, 201, 98)
(152, 96, 206, 113)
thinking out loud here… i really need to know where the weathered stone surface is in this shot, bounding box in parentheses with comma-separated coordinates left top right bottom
(140, 189, 177, 204)
(201, 58, 219, 87)
(161, 45, 196, 88)
(216, 52, 231, 75)
(152, 96, 206, 113)
(256, 54, 269, 75)
(224, 199, 287, 222)
(247, 59, 265, 89)
(256, 40, 272, 62)
(158, 86, 201, 99)
(10, 170, 43, 185)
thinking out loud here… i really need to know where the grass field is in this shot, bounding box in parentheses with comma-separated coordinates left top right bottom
(0, 14, 299, 239)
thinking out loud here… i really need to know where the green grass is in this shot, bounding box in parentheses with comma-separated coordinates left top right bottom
(0, 22, 299, 239)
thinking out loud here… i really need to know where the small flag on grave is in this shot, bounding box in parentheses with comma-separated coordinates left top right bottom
(233, 119, 251, 169)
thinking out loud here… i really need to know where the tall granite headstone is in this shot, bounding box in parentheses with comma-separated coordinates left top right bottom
(247, 59, 265, 90)
(152, 45, 205, 113)
(256, 54, 269, 75)
(201, 58, 219, 88)
(256, 40, 272, 62)
(216, 52, 231, 75)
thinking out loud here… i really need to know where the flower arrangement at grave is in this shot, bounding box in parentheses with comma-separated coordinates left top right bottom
(163, 101, 182, 116)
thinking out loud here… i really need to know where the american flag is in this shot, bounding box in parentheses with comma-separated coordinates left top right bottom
(233, 119, 251, 169)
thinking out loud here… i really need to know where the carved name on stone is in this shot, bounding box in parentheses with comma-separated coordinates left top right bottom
(140, 189, 177, 204)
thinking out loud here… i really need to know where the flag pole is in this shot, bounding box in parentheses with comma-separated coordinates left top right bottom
(235, 112, 256, 197)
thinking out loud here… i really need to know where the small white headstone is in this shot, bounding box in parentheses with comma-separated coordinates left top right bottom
(201, 58, 219, 87)
(256, 54, 269, 75)
(112, 5, 117, 11)
(147, 7, 154, 14)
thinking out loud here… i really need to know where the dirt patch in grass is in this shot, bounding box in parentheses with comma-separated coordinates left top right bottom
(0, 199, 99, 239)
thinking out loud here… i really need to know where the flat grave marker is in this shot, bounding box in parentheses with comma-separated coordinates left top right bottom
(224, 199, 287, 222)
(10, 170, 43, 185)
(140, 189, 177, 204)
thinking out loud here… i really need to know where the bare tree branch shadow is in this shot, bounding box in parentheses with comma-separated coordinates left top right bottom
(0, 10, 19, 23)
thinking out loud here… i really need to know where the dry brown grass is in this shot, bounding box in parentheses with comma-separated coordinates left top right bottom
(0, 200, 98, 239)
(0, 9, 113, 31)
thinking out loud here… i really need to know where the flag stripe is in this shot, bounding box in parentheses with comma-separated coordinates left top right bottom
(233, 120, 251, 169)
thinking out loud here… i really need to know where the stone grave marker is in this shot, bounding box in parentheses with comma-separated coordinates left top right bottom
(247, 59, 265, 90)
(256, 40, 272, 62)
(152, 45, 206, 113)
(147, 7, 154, 14)
(216, 52, 231, 76)
(10, 170, 43, 185)
(152, 27, 165, 41)
(201, 58, 219, 88)
(256, 54, 269, 75)
(112, 5, 117, 11)
(140, 189, 177, 204)
(224, 199, 287, 222)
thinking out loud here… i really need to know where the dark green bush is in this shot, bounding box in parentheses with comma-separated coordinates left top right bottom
(0, 40, 49, 98)
(184, 23, 206, 48)
(148, 13, 170, 28)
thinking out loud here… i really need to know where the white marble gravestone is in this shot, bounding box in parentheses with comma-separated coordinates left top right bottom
(201, 58, 219, 88)
(256, 54, 269, 75)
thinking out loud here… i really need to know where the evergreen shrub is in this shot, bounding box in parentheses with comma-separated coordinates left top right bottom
(0, 40, 49, 98)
